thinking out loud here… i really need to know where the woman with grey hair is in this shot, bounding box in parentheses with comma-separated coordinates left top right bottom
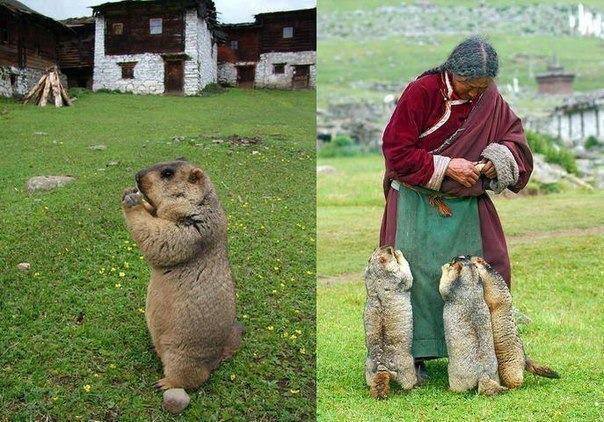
(379, 35, 533, 381)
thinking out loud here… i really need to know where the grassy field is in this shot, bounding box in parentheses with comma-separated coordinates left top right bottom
(0, 89, 316, 420)
(318, 0, 604, 109)
(317, 155, 604, 420)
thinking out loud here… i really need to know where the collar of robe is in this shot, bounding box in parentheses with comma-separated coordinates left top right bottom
(419, 72, 469, 139)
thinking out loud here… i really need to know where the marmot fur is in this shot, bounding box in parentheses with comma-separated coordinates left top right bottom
(363, 246, 417, 399)
(470, 257, 559, 388)
(439, 257, 506, 396)
(122, 159, 243, 409)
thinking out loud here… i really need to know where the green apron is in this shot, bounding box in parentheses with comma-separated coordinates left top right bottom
(394, 182, 483, 358)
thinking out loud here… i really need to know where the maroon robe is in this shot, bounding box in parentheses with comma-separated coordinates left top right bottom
(380, 71, 533, 286)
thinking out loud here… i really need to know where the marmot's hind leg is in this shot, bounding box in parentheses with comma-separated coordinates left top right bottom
(220, 321, 245, 362)
(156, 352, 211, 390)
(478, 376, 507, 396)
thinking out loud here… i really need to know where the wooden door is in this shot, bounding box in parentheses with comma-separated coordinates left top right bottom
(164, 60, 184, 94)
(292, 65, 310, 89)
(237, 65, 255, 88)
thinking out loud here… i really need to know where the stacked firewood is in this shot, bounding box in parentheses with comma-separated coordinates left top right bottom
(23, 67, 72, 107)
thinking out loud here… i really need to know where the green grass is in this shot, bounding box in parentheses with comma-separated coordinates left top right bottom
(319, 0, 604, 12)
(0, 89, 316, 420)
(317, 154, 604, 420)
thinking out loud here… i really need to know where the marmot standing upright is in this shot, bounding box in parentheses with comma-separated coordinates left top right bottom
(122, 159, 243, 413)
(439, 256, 506, 396)
(363, 246, 417, 399)
(470, 257, 559, 388)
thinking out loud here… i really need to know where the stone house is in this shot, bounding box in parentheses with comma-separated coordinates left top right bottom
(91, 0, 219, 95)
(218, 8, 316, 89)
(544, 90, 604, 146)
(0, 0, 69, 98)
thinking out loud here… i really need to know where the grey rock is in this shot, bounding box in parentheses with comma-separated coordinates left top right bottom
(17, 262, 31, 271)
(89, 144, 107, 150)
(163, 388, 190, 414)
(27, 176, 75, 193)
(107, 160, 119, 166)
(317, 165, 337, 175)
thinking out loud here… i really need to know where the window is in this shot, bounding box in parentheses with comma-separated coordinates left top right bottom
(119, 62, 136, 79)
(283, 26, 294, 38)
(273, 63, 285, 74)
(112, 22, 124, 35)
(230, 40, 238, 50)
(0, 27, 8, 44)
(149, 18, 162, 35)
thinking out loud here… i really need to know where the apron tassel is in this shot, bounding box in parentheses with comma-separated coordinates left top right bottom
(428, 196, 452, 217)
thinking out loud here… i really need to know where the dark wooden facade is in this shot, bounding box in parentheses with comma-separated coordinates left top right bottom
(218, 23, 260, 63)
(256, 8, 316, 54)
(58, 17, 94, 88)
(0, 0, 67, 70)
(92, 0, 218, 56)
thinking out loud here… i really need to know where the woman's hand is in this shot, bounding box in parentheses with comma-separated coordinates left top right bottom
(445, 158, 480, 187)
(481, 160, 497, 179)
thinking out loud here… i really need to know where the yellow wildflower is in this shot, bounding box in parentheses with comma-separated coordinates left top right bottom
(83, 384, 91, 393)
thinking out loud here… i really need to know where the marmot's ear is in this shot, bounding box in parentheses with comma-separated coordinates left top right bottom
(188, 168, 204, 184)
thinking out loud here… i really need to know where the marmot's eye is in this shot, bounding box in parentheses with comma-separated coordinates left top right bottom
(161, 168, 174, 179)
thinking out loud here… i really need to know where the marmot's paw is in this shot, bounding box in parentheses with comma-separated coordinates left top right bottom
(155, 377, 176, 390)
(122, 187, 143, 207)
(163, 388, 190, 414)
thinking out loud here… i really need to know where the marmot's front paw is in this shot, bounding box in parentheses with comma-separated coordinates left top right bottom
(122, 187, 143, 207)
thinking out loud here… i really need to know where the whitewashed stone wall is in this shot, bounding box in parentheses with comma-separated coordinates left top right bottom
(93, 12, 217, 95)
(255, 51, 316, 89)
(0, 66, 56, 98)
(218, 62, 237, 86)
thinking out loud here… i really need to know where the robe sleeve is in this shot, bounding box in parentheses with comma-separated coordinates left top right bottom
(382, 81, 436, 186)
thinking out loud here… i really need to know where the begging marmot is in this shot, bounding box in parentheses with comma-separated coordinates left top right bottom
(439, 257, 506, 396)
(470, 257, 559, 388)
(363, 246, 417, 399)
(122, 159, 243, 412)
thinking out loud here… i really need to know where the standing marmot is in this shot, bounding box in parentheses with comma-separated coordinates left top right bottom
(122, 159, 244, 413)
(363, 246, 417, 399)
(470, 257, 559, 388)
(439, 256, 506, 396)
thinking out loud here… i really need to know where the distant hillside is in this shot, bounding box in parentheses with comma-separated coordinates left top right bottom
(318, 0, 604, 115)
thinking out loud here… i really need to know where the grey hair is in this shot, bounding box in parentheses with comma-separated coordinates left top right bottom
(423, 35, 499, 79)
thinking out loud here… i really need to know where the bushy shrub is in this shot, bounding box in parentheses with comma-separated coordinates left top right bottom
(585, 136, 601, 150)
(526, 131, 578, 175)
(198, 83, 226, 96)
(318, 135, 365, 158)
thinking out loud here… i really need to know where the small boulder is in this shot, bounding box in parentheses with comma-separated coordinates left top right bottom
(89, 144, 107, 150)
(317, 165, 337, 175)
(163, 388, 190, 414)
(27, 176, 74, 193)
(17, 262, 31, 271)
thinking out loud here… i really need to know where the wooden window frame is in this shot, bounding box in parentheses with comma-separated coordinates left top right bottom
(230, 40, 238, 50)
(283, 26, 294, 38)
(119, 61, 137, 79)
(112, 22, 124, 35)
(149, 18, 162, 35)
(273, 63, 286, 74)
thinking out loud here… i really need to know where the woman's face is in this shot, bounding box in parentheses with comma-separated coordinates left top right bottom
(451, 74, 492, 101)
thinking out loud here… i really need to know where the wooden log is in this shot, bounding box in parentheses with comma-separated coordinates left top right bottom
(59, 82, 72, 106)
(23, 74, 47, 104)
(39, 73, 52, 107)
(50, 71, 63, 107)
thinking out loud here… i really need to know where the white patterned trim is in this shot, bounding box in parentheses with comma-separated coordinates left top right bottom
(424, 155, 451, 190)
(419, 72, 468, 139)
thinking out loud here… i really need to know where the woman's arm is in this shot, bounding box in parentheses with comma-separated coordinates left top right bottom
(383, 81, 442, 187)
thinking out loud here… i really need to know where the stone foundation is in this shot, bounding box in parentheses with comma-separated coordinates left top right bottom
(218, 62, 237, 86)
(255, 51, 316, 89)
(0, 66, 66, 98)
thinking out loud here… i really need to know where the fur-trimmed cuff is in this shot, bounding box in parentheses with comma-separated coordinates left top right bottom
(424, 155, 451, 190)
(481, 143, 519, 194)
